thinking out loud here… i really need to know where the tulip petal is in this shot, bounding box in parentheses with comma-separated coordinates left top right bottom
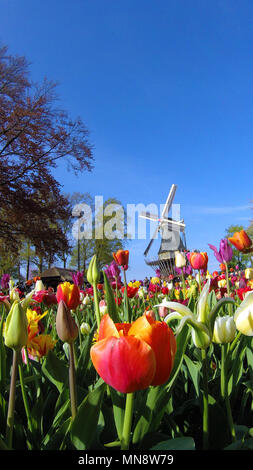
(98, 314, 120, 340)
(90, 335, 156, 393)
(197, 278, 210, 323)
(154, 301, 193, 317)
(128, 315, 177, 386)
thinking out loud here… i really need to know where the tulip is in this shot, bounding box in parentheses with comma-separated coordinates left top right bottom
(87, 255, 100, 285)
(25, 334, 57, 359)
(1, 273, 10, 291)
(80, 322, 91, 335)
(187, 252, 208, 270)
(155, 279, 212, 349)
(245, 268, 253, 280)
(35, 279, 45, 292)
(56, 300, 78, 344)
(234, 291, 253, 336)
(220, 263, 226, 272)
(212, 316, 237, 344)
(208, 239, 233, 264)
(113, 250, 129, 270)
(90, 313, 176, 393)
(72, 271, 84, 288)
(4, 301, 28, 351)
(228, 230, 253, 253)
(99, 299, 107, 315)
(56, 300, 78, 418)
(4, 301, 28, 446)
(56, 282, 80, 310)
(175, 251, 186, 268)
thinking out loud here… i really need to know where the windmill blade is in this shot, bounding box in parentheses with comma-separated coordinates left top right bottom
(144, 224, 160, 256)
(139, 211, 160, 222)
(161, 184, 177, 218)
(160, 218, 186, 232)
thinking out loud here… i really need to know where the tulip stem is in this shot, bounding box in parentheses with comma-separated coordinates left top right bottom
(221, 344, 236, 442)
(225, 262, 233, 316)
(201, 348, 209, 450)
(121, 392, 134, 450)
(93, 283, 101, 328)
(69, 342, 77, 420)
(123, 269, 130, 322)
(181, 269, 186, 298)
(18, 360, 34, 436)
(6, 349, 19, 448)
(198, 270, 202, 293)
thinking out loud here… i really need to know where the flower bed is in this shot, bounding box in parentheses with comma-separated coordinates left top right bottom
(1, 237, 253, 452)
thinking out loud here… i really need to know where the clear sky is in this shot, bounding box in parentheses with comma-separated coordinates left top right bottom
(1, 0, 253, 279)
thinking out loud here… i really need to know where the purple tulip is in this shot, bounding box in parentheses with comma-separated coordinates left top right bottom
(104, 260, 121, 283)
(208, 239, 233, 264)
(72, 271, 84, 288)
(175, 265, 193, 276)
(1, 273, 10, 290)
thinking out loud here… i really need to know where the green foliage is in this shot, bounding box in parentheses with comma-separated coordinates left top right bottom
(1, 285, 253, 452)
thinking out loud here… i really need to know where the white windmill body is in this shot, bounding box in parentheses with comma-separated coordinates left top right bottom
(139, 184, 187, 279)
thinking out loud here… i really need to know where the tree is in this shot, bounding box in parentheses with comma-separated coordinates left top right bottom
(0, 45, 94, 262)
(69, 197, 128, 273)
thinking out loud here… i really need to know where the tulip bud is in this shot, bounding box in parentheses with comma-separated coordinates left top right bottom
(35, 280, 45, 292)
(99, 299, 107, 315)
(4, 301, 28, 351)
(80, 322, 91, 335)
(87, 255, 100, 285)
(56, 300, 78, 343)
(212, 315, 237, 344)
(191, 324, 211, 349)
(234, 291, 253, 336)
(245, 268, 253, 280)
(175, 251, 186, 268)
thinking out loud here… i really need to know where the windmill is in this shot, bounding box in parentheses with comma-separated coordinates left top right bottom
(139, 184, 187, 279)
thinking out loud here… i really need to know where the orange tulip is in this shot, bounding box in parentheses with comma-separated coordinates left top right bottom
(56, 282, 80, 310)
(90, 314, 176, 393)
(228, 230, 253, 253)
(113, 250, 129, 269)
(220, 263, 226, 272)
(187, 252, 208, 270)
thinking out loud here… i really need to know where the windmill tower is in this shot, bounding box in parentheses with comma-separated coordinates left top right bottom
(139, 184, 187, 279)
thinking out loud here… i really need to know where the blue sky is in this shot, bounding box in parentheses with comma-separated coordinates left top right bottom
(1, 0, 253, 279)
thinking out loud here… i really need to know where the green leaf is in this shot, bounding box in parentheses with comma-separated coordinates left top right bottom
(151, 437, 195, 450)
(109, 387, 125, 440)
(103, 271, 121, 323)
(42, 417, 72, 450)
(0, 309, 6, 394)
(183, 354, 201, 397)
(70, 381, 106, 450)
(41, 350, 68, 393)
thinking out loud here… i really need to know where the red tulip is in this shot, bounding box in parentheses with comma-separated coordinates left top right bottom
(187, 252, 208, 270)
(121, 286, 139, 298)
(90, 314, 176, 393)
(228, 230, 253, 253)
(56, 282, 80, 310)
(113, 250, 129, 270)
